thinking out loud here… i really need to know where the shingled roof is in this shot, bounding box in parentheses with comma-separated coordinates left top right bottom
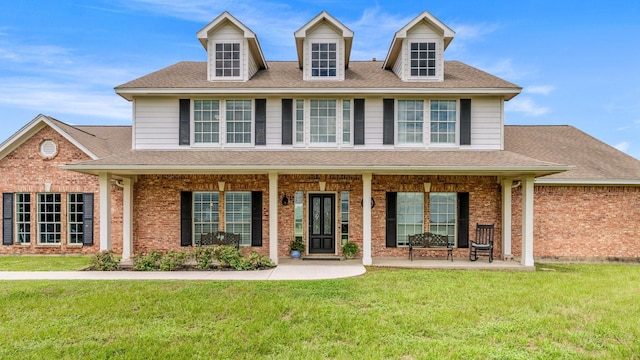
(115, 61, 521, 99)
(505, 125, 640, 184)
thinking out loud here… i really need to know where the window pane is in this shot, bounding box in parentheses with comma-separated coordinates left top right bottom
(225, 192, 252, 246)
(68, 193, 84, 244)
(311, 43, 337, 77)
(226, 100, 252, 144)
(38, 193, 61, 244)
(410, 42, 437, 77)
(397, 100, 424, 144)
(193, 192, 219, 244)
(396, 192, 424, 246)
(15, 193, 31, 244)
(194, 100, 220, 144)
(430, 100, 457, 144)
(215, 42, 241, 77)
(310, 99, 337, 143)
(429, 193, 457, 240)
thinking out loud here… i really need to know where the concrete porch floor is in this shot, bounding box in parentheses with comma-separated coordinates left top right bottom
(372, 257, 534, 271)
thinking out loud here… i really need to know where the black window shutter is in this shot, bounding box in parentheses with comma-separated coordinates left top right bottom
(255, 99, 267, 146)
(179, 99, 190, 146)
(82, 193, 94, 246)
(180, 192, 193, 246)
(460, 99, 471, 145)
(2, 193, 13, 245)
(457, 192, 469, 248)
(354, 99, 365, 145)
(385, 192, 397, 248)
(383, 99, 395, 145)
(281, 99, 293, 145)
(251, 191, 263, 246)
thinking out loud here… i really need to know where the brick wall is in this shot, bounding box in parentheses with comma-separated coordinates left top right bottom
(371, 175, 502, 258)
(132, 174, 270, 256)
(511, 185, 640, 260)
(0, 125, 123, 255)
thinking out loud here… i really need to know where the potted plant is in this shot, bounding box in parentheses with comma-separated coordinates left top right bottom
(288, 237, 305, 259)
(341, 241, 358, 259)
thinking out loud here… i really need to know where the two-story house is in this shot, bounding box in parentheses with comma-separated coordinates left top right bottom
(2, 11, 640, 265)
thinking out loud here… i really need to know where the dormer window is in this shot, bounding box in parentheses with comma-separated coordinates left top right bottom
(215, 43, 240, 77)
(410, 42, 436, 77)
(311, 43, 337, 77)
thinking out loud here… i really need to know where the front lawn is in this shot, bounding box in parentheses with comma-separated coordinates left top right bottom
(0, 264, 638, 359)
(0, 255, 92, 271)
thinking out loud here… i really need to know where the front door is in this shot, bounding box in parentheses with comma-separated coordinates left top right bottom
(309, 194, 335, 254)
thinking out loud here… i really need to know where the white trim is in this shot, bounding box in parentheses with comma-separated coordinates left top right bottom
(122, 177, 134, 261)
(362, 173, 372, 265)
(501, 178, 513, 260)
(99, 173, 112, 251)
(115, 88, 521, 101)
(521, 175, 534, 266)
(535, 178, 640, 186)
(269, 172, 279, 264)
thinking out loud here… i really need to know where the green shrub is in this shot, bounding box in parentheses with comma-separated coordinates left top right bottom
(158, 250, 187, 271)
(341, 242, 359, 259)
(215, 246, 242, 268)
(194, 248, 215, 270)
(90, 251, 119, 271)
(133, 250, 163, 271)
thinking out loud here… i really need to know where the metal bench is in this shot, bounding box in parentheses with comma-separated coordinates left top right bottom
(408, 232, 453, 261)
(198, 231, 241, 249)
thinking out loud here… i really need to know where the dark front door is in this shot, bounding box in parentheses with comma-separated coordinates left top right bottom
(309, 194, 335, 254)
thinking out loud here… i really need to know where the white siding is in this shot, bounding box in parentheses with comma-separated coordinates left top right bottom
(468, 97, 503, 150)
(364, 97, 384, 146)
(303, 23, 345, 81)
(265, 96, 282, 147)
(133, 97, 181, 150)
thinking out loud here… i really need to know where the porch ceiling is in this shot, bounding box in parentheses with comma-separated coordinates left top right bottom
(62, 149, 571, 178)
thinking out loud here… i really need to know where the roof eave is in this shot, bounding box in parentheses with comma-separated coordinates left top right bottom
(535, 178, 640, 186)
(114, 87, 522, 101)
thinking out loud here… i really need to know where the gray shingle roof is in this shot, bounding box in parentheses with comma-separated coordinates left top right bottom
(505, 125, 640, 183)
(115, 61, 520, 92)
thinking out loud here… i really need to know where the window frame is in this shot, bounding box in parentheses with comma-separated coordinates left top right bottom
(394, 98, 460, 147)
(192, 99, 254, 147)
(37, 193, 61, 245)
(213, 42, 242, 79)
(409, 42, 437, 78)
(293, 98, 353, 148)
(311, 42, 337, 78)
(429, 100, 458, 145)
(224, 191, 252, 246)
(192, 192, 220, 244)
(396, 99, 425, 145)
(396, 192, 424, 247)
(429, 192, 457, 247)
(68, 193, 84, 245)
(15, 193, 31, 244)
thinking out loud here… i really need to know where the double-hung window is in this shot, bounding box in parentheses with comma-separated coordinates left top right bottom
(410, 42, 436, 77)
(429, 192, 456, 242)
(38, 193, 61, 244)
(225, 192, 252, 246)
(430, 100, 457, 144)
(193, 100, 252, 145)
(226, 100, 252, 144)
(15, 193, 31, 244)
(396, 192, 424, 246)
(311, 43, 337, 77)
(398, 100, 424, 144)
(68, 193, 84, 245)
(310, 100, 337, 143)
(215, 43, 240, 77)
(193, 192, 220, 243)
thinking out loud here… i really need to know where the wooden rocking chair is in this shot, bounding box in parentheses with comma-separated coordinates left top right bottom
(469, 224, 495, 263)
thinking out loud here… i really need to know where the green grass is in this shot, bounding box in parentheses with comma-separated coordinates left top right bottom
(0, 255, 92, 271)
(1, 264, 639, 359)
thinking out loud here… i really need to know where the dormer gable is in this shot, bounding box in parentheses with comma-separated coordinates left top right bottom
(383, 11, 455, 82)
(294, 11, 354, 81)
(197, 11, 267, 82)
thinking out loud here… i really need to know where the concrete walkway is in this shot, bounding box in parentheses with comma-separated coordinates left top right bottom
(0, 259, 367, 281)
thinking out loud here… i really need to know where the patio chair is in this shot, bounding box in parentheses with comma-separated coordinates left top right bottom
(469, 223, 494, 263)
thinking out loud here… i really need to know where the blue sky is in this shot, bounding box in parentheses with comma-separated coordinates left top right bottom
(1, 1, 639, 158)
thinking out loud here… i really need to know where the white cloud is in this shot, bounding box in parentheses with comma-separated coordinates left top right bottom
(347, 7, 413, 60)
(525, 85, 555, 95)
(475, 58, 531, 81)
(614, 141, 630, 152)
(505, 97, 550, 117)
(451, 23, 500, 40)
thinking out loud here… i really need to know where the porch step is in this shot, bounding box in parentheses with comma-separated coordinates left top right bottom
(302, 255, 342, 261)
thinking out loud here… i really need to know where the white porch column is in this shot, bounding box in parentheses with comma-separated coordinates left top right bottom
(269, 172, 279, 265)
(521, 175, 535, 266)
(98, 172, 112, 251)
(501, 178, 513, 260)
(362, 173, 372, 265)
(121, 177, 133, 261)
